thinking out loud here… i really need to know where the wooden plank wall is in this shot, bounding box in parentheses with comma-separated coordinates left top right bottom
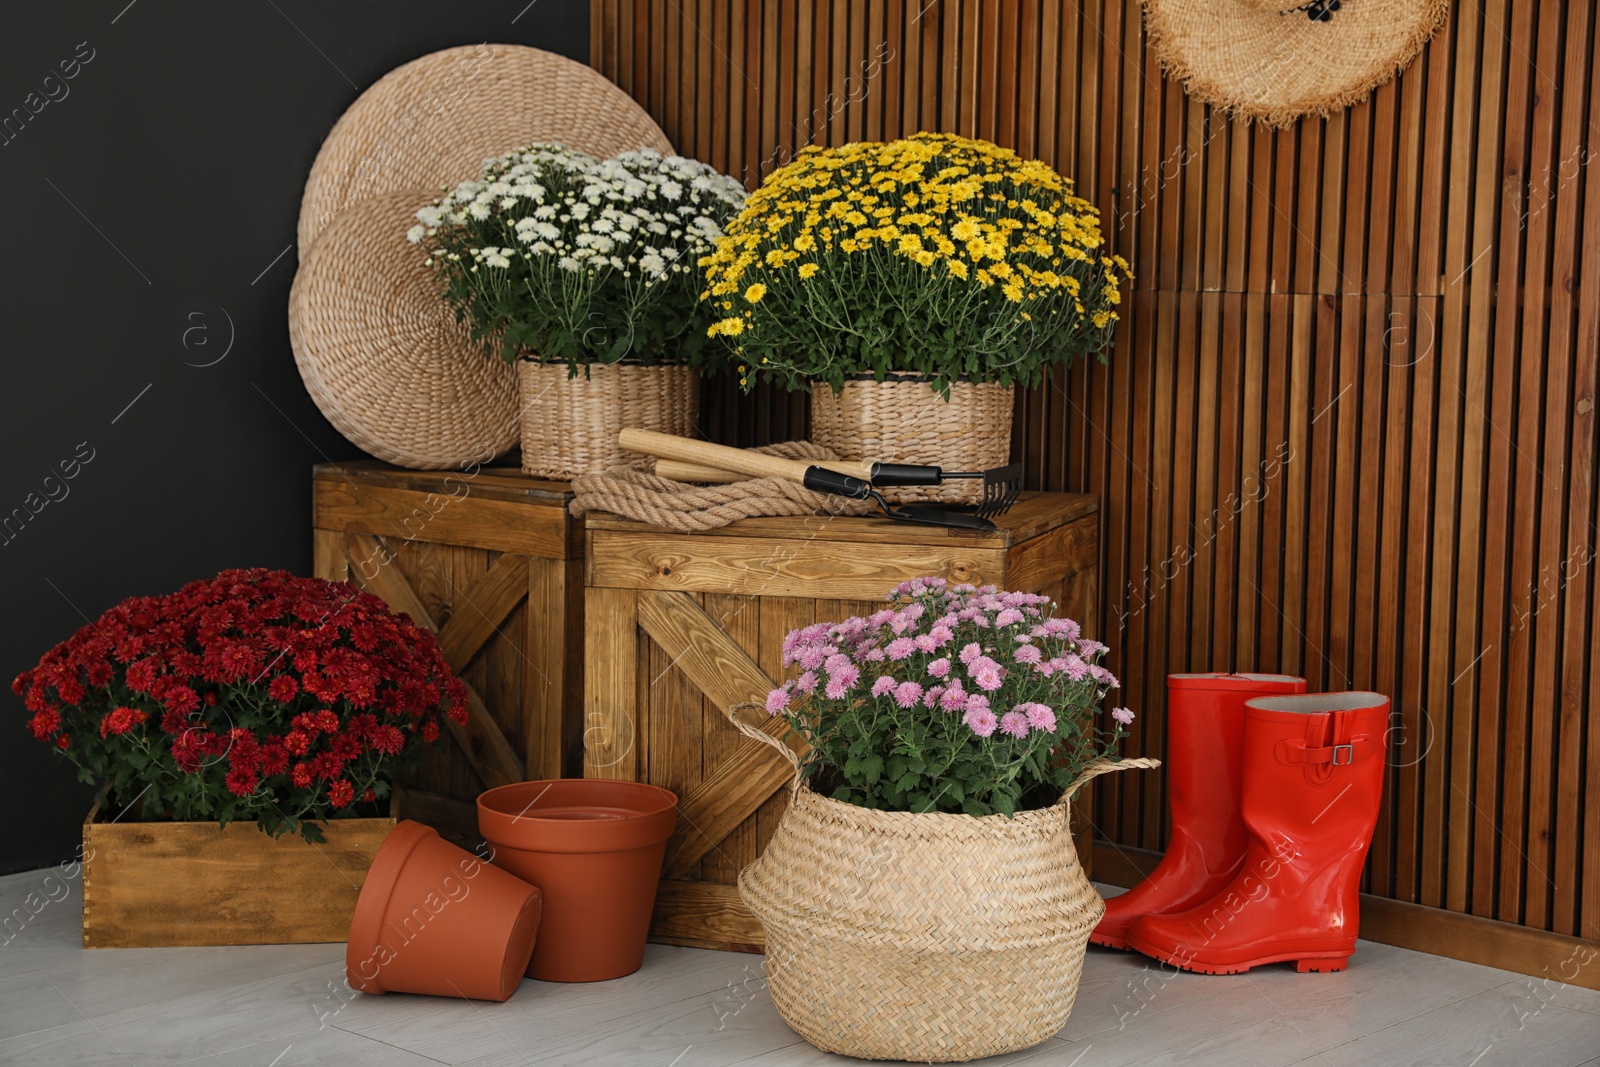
(591, 0, 1599, 941)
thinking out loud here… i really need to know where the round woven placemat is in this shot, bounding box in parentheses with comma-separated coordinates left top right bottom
(298, 43, 673, 254)
(288, 189, 519, 470)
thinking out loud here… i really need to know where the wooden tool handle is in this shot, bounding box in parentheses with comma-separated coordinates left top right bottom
(654, 459, 747, 484)
(655, 457, 876, 484)
(619, 429, 816, 483)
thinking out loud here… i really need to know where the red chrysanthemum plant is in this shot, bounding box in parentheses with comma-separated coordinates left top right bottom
(14, 568, 467, 842)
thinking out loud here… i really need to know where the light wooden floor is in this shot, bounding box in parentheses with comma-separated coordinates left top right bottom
(2, 870, 1596, 1066)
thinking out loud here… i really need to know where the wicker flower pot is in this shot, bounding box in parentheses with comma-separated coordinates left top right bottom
(809, 374, 1015, 506)
(517, 359, 699, 480)
(737, 718, 1158, 1062)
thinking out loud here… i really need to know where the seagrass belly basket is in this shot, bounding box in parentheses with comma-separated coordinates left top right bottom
(735, 713, 1158, 1062)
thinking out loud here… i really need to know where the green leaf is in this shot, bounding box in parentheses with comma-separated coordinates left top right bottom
(858, 754, 884, 784)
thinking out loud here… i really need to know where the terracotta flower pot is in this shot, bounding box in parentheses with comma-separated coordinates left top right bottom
(478, 780, 678, 982)
(346, 820, 542, 1002)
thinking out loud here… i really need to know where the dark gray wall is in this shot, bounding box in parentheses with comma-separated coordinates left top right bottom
(0, 1, 589, 873)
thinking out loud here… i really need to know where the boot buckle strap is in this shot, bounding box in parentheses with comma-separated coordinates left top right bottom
(1276, 736, 1374, 766)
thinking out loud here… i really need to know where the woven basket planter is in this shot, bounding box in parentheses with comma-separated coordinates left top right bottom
(736, 712, 1158, 1062)
(809, 374, 1015, 506)
(517, 360, 699, 481)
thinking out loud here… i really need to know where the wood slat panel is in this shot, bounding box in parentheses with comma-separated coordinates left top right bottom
(596, 0, 1600, 943)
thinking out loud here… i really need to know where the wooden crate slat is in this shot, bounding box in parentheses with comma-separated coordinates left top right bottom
(589, 530, 1005, 599)
(315, 476, 570, 559)
(650, 881, 765, 951)
(635, 590, 777, 714)
(661, 708, 795, 880)
(435, 553, 530, 671)
(585, 586, 641, 780)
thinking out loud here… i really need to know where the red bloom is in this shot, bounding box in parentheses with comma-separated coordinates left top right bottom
(362, 788, 375, 803)
(371, 725, 405, 756)
(98, 706, 149, 739)
(170, 735, 202, 773)
(225, 766, 259, 797)
(27, 707, 61, 740)
(328, 779, 355, 808)
(258, 738, 290, 776)
(52, 674, 85, 706)
(283, 730, 312, 756)
(124, 657, 161, 695)
(266, 675, 299, 703)
(420, 720, 440, 743)
(56, 734, 70, 750)
(315, 709, 339, 733)
(330, 732, 362, 760)
(310, 752, 344, 781)
(160, 683, 201, 715)
(290, 762, 313, 788)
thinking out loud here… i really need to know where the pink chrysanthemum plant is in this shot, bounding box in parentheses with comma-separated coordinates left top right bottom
(765, 577, 1134, 816)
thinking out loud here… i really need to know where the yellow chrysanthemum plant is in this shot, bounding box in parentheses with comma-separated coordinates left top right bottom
(700, 132, 1131, 396)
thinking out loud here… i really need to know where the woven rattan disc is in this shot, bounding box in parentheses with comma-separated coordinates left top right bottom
(288, 189, 519, 470)
(297, 44, 672, 254)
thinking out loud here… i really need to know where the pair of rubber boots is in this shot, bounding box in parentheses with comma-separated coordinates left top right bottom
(1093, 673, 1389, 974)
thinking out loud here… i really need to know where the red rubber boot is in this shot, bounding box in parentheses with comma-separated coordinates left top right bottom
(1126, 692, 1390, 974)
(1091, 673, 1306, 949)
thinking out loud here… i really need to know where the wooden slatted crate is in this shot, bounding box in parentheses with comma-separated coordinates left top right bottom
(581, 493, 1100, 952)
(312, 461, 584, 840)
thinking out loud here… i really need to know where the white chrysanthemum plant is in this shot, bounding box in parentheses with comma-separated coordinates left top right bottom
(413, 144, 747, 373)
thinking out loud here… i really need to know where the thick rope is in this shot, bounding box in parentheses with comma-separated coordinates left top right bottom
(568, 441, 878, 531)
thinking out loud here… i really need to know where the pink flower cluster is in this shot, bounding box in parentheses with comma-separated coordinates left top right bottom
(769, 578, 1122, 741)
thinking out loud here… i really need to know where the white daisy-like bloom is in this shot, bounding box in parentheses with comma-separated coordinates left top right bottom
(406, 224, 426, 244)
(534, 204, 558, 219)
(486, 251, 511, 268)
(417, 206, 443, 227)
(638, 252, 666, 277)
(468, 202, 490, 220)
(558, 256, 579, 272)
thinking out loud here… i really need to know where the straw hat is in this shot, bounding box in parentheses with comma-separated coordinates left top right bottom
(298, 43, 672, 253)
(288, 189, 520, 470)
(1142, 0, 1452, 126)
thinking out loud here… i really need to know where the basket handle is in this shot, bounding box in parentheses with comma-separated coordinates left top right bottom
(728, 702, 806, 785)
(1057, 756, 1162, 806)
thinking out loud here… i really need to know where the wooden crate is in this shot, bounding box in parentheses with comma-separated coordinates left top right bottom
(582, 493, 1100, 952)
(312, 461, 585, 840)
(82, 797, 394, 948)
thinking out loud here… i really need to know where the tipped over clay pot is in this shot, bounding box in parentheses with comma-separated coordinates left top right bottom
(478, 780, 678, 982)
(346, 820, 542, 1001)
